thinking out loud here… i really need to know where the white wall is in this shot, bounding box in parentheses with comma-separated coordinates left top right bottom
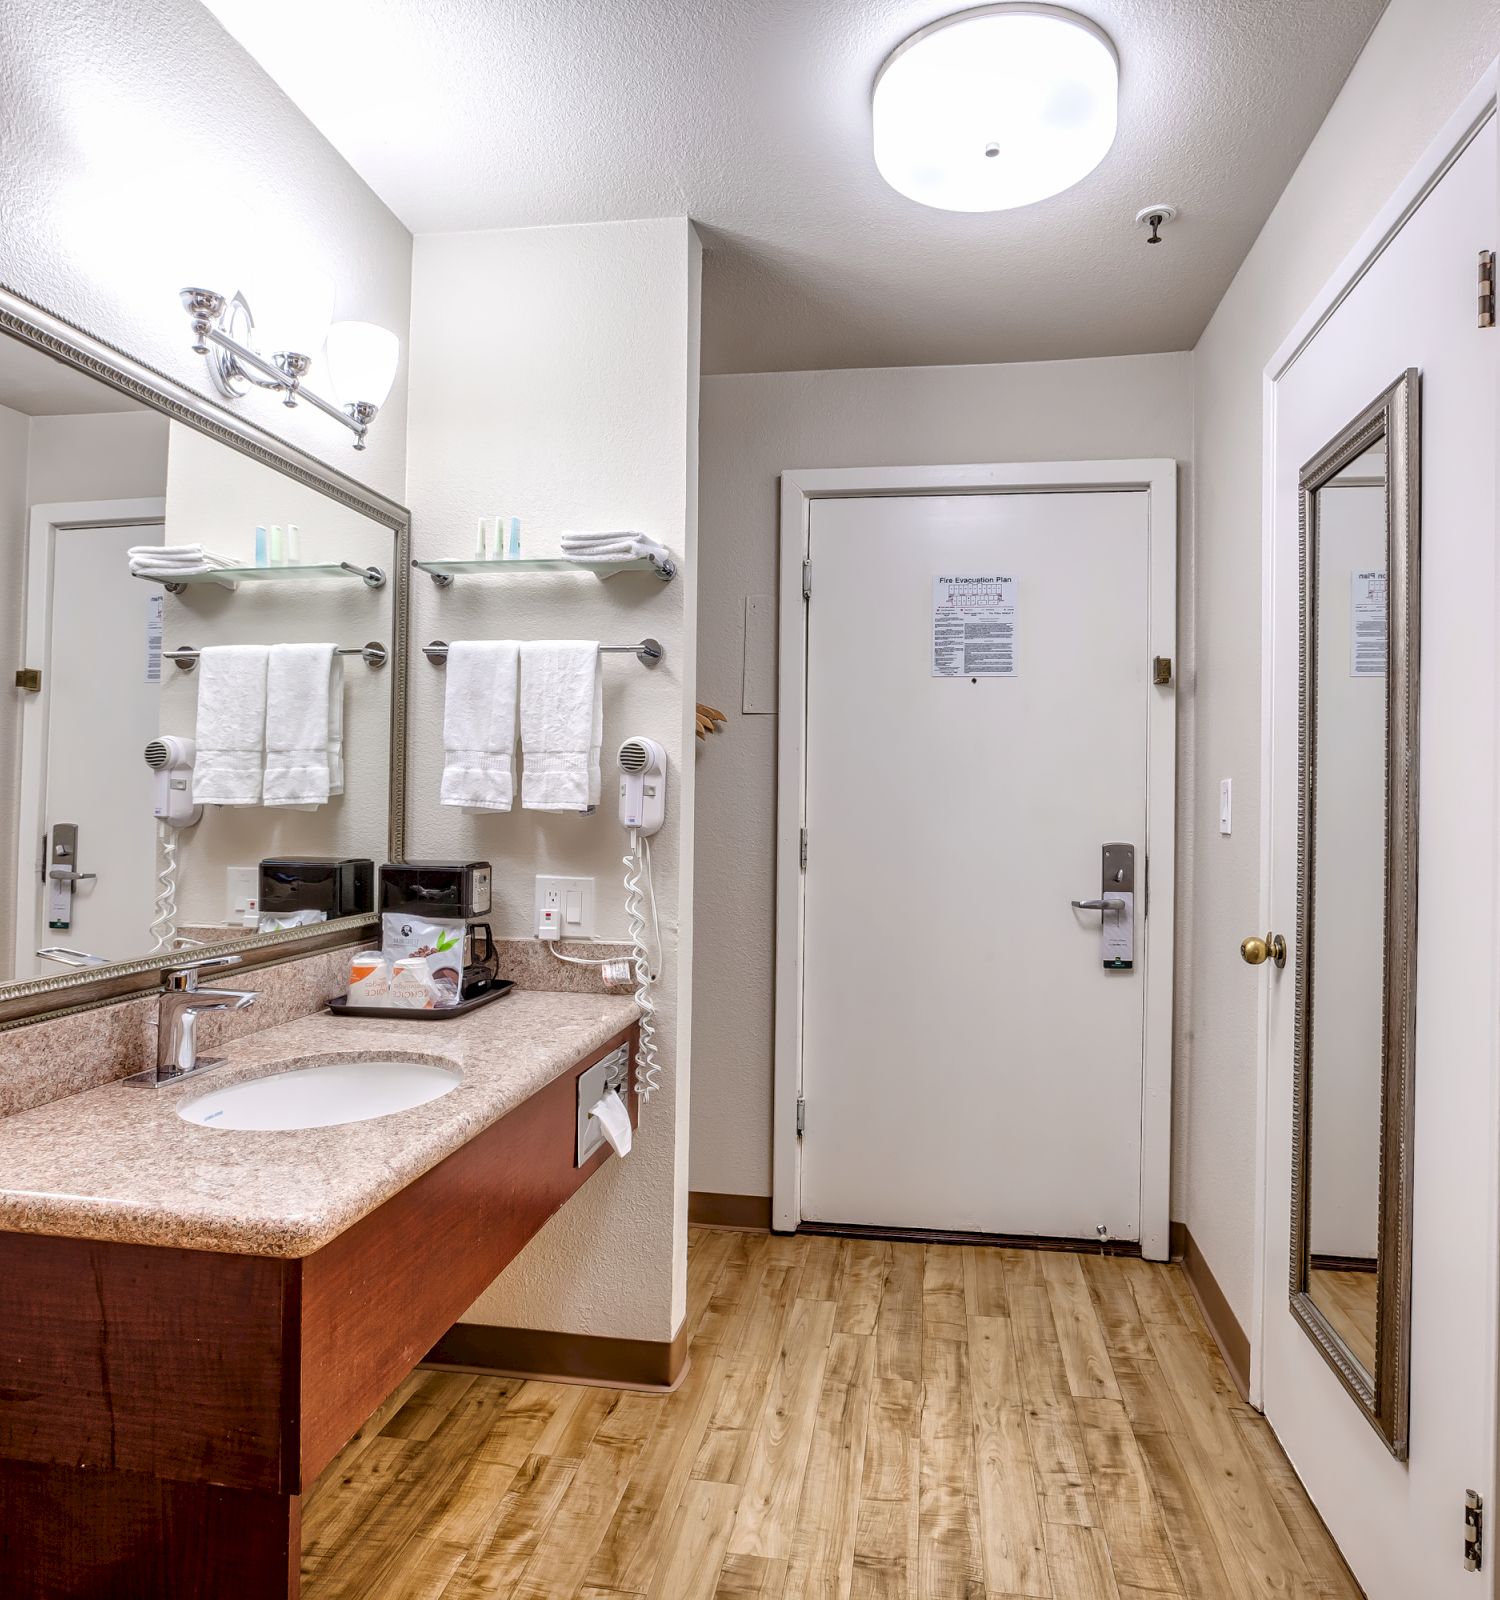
(1187, 0, 1500, 1329)
(691, 354, 1195, 1201)
(405, 218, 701, 1344)
(0, 0, 412, 503)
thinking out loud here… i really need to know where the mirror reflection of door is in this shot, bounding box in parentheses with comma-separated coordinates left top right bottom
(1305, 443, 1388, 1377)
(33, 520, 167, 974)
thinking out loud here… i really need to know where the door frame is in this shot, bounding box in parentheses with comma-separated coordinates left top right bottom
(775, 460, 1179, 1255)
(13, 498, 167, 978)
(1255, 62, 1500, 1411)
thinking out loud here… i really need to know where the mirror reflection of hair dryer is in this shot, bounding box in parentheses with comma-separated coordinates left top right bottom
(143, 737, 201, 829)
(618, 737, 666, 1099)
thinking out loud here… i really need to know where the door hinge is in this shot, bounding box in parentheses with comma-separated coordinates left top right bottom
(1466, 1490, 1483, 1572)
(796, 1096, 806, 1135)
(799, 827, 808, 870)
(13, 668, 40, 693)
(802, 559, 812, 601)
(1143, 855, 1149, 918)
(1152, 655, 1172, 685)
(1481, 251, 1495, 329)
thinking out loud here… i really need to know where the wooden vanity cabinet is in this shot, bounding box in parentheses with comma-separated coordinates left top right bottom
(0, 1024, 638, 1599)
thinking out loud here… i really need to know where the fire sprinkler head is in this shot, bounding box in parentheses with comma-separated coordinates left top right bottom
(1135, 204, 1178, 244)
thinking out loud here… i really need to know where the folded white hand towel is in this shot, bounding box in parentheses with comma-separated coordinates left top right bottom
(441, 641, 519, 811)
(128, 545, 236, 570)
(192, 646, 268, 806)
(262, 644, 342, 808)
(559, 534, 671, 567)
(520, 641, 602, 812)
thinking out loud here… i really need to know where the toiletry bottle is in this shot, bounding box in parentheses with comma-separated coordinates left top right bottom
(488, 516, 504, 560)
(475, 517, 488, 559)
(286, 522, 302, 564)
(507, 516, 521, 561)
(269, 523, 285, 565)
(255, 524, 269, 566)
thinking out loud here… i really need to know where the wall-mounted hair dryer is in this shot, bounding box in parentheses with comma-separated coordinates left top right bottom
(143, 737, 201, 828)
(618, 736, 666, 836)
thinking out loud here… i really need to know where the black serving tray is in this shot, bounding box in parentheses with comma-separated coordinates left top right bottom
(326, 980, 514, 1021)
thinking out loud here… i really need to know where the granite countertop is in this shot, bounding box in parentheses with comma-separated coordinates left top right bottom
(0, 990, 639, 1258)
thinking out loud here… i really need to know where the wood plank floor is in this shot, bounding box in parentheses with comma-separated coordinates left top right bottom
(302, 1228, 1363, 1599)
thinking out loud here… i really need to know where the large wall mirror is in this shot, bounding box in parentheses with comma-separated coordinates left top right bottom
(0, 289, 409, 1026)
(1291, 369, 1419, 1457)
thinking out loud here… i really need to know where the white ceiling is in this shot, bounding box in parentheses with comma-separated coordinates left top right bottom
(0, 335, 144, 416)
(199, 0, 1387, 375)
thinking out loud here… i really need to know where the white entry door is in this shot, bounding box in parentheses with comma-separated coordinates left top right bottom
(20, 520, 163, 974)
(1258, 108, 1497, 1594)
(794, 476, 1174, 1250)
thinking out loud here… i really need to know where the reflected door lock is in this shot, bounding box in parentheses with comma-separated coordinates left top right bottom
(1071, 843, 1135, 969)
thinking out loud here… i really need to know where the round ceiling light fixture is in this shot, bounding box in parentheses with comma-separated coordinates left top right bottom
(873, 4, 1119, 213)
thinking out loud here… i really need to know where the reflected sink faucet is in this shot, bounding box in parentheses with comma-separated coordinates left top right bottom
(148, 955, 258, 1086)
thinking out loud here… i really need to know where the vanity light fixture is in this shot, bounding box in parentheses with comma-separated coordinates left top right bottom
(872, 3, 1119, 212)
(178, 285, 400, 451)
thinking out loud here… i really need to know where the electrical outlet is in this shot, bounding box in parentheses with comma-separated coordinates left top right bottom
(226, 865, 259, 928)
(534, 875, 595, 940)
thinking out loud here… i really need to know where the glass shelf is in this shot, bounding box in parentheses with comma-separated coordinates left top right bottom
(133, 562, 385, 591)
(414, 554, 676, 586)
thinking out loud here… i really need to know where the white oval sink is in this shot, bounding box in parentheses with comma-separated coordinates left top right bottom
(178, 1059, 461, 1131)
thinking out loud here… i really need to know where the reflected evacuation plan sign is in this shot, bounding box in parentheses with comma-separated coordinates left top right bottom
(932, 574, 1017, 677)
(1350, 569, 1387, 678)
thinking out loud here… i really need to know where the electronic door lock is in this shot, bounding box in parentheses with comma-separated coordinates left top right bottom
(1072, 843, 1135, 969)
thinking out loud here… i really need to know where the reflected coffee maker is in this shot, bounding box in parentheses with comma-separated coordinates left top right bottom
(378, 861, 497, 999)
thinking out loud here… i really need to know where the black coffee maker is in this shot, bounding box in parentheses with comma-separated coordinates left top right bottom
(378, 861, 499, 998)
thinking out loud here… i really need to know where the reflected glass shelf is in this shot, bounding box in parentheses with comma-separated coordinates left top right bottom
(133, 562, 385, 590)
(414, 554, 676, 586)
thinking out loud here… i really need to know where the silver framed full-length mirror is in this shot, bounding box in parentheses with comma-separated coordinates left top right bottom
(0, 286, 410, 1029)
(1290, 368, 1419, 1458)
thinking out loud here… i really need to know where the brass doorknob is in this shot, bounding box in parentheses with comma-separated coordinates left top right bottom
(1241, 933, 1286, 969)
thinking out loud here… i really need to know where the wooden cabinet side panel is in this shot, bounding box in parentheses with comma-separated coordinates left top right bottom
(0, 1233, 293, 1491)
(0, 1459, 299, 1600)
(298, 1024, 638, 1482)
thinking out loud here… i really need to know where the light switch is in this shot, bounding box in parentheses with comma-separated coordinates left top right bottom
(1219, 779, 1232, 836)
(565, 889, 583, 927)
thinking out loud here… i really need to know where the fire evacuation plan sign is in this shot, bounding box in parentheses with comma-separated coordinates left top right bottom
(932, 574, 1017, 678)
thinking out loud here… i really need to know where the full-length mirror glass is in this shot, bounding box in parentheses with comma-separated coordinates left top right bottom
(1292, 369, 1418, 1457)
(0, 306, 408, 1006)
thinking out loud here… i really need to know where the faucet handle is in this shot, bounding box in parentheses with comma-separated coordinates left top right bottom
(163, 953, 243, 991)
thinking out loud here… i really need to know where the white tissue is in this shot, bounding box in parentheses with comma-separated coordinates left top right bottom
(587, 1090, 633, 1157)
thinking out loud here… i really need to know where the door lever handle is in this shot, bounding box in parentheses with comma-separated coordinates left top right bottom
(47, 868, 97, 884)
(1071, 897, 1125, 912)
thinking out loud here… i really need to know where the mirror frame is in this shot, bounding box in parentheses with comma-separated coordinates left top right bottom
(1290, 367, 1420, 1459)
(0, 284, 410, 1030)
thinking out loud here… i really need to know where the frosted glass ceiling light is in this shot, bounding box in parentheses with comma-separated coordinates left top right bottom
(873, 4, 1119, 212)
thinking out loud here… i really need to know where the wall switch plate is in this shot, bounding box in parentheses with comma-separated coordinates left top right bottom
(226, 865, 259, 927)
(534, 875, 595, 940)
(1219, 779, 1232, 836)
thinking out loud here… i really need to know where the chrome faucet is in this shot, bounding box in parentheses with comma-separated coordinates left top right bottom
(145, 955, 257, 1086)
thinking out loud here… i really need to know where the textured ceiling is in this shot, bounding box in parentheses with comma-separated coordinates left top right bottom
(198, 0, 1386, 374)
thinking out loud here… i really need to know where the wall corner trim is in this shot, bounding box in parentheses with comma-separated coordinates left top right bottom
(1172, 1221, 1252, 1402)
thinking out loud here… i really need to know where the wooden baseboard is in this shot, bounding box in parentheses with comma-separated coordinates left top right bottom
(424, 1319, 688, 1390)
(1172, 1221, 1252, 1402)
(689, 1190, 772, 1230)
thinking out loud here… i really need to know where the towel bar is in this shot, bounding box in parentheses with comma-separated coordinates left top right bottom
(167, 642, 388, 672)
(422, 638, 664, 669)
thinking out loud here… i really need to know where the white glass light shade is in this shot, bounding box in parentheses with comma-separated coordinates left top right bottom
(873, 5, 1118, 212)
(323, 321, 401, 410)
(250, 268, 336, 358)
